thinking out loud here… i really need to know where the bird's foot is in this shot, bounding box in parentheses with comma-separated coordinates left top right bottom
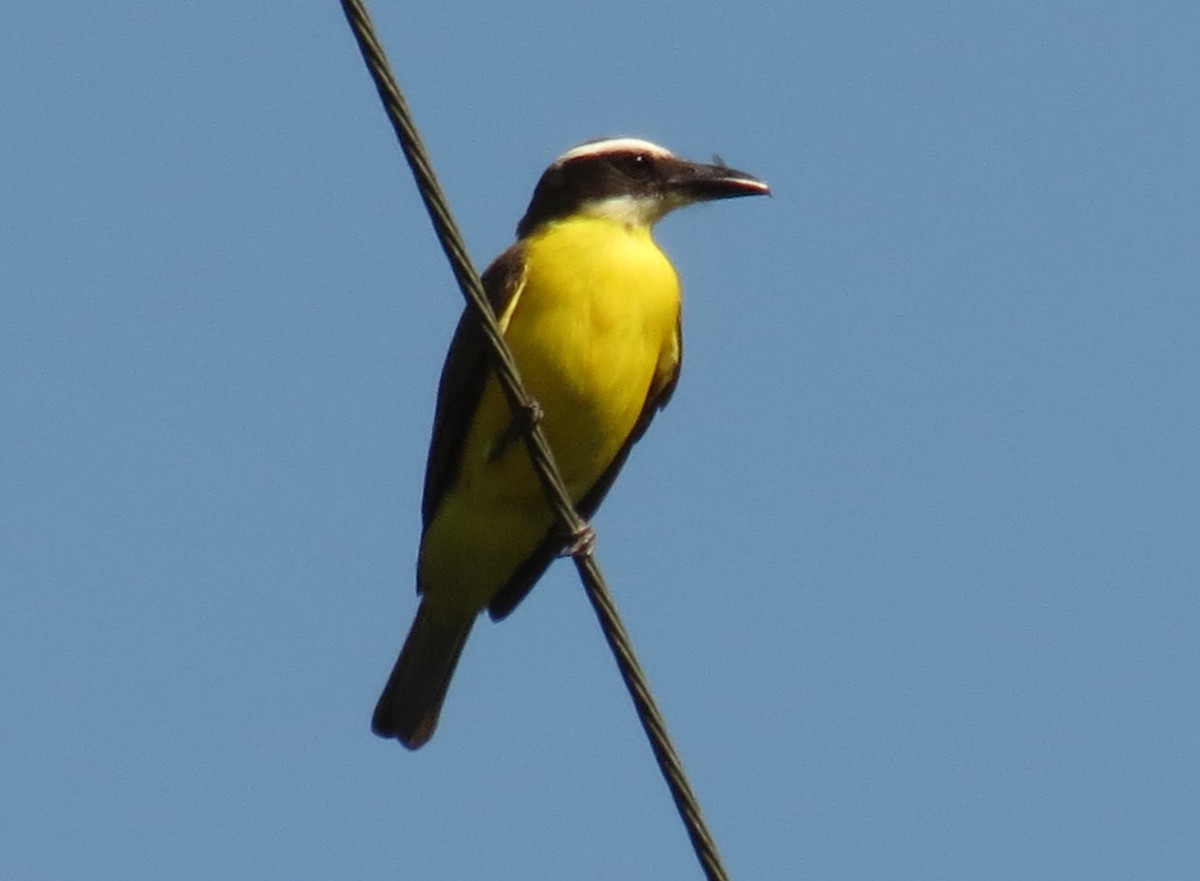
(561, 522, 597, 558)
(487, 398, 545, 462)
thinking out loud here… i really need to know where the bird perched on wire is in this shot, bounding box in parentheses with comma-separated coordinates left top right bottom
(372, 136, 769, 748)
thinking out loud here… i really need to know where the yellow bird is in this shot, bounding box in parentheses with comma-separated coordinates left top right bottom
(372, 137, 769, 748)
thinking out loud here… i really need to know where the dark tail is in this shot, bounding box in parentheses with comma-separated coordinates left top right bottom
(371, 602, 474, 748)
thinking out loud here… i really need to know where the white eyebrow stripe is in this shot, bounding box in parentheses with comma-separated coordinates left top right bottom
(554, 137, 675, 164)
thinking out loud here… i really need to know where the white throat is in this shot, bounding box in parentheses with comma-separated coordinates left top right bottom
(579, 193, 678, 228)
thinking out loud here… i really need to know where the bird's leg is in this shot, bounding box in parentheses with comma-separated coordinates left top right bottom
(487, 397, 545, 462)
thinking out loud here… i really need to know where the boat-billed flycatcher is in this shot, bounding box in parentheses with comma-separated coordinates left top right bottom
(372, 137, 769, 748)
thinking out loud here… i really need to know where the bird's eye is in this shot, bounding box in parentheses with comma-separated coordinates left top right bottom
(617, 152, 655, 181)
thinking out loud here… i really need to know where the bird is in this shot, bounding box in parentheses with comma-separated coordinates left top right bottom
(372, 136, 769, 748)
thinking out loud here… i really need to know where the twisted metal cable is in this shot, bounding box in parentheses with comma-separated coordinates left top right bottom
(339, 3, 733, 879)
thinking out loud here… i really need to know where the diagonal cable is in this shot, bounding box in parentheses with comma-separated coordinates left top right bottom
(339, 3, 734, 879)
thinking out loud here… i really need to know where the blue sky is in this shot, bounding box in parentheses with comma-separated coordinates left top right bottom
(4, 2, 1198, 879)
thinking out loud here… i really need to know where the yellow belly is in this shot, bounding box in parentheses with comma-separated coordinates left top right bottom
(419, 217, 681, 613)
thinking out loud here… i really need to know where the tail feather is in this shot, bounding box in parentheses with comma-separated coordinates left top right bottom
(372, 603, 473, 748)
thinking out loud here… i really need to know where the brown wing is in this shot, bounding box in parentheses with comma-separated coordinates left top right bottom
(420, 243, 527, 530)
(486, 312, 683, 620)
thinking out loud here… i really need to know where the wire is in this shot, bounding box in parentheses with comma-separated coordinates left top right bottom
(339, 3, 735, 879)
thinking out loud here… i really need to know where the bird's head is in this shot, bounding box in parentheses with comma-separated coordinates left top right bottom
(516, 137, 769, 236)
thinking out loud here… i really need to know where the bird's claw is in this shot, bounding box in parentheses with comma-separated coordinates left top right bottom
(561, 522, 597, 558)
(487, 398, 545, 463)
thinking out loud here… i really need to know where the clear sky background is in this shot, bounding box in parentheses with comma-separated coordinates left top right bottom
(4, 2, 1198, 879)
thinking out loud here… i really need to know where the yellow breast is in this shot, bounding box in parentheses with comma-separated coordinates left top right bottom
(420, 216, 681, 610)
(510, 217, 680, 482)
